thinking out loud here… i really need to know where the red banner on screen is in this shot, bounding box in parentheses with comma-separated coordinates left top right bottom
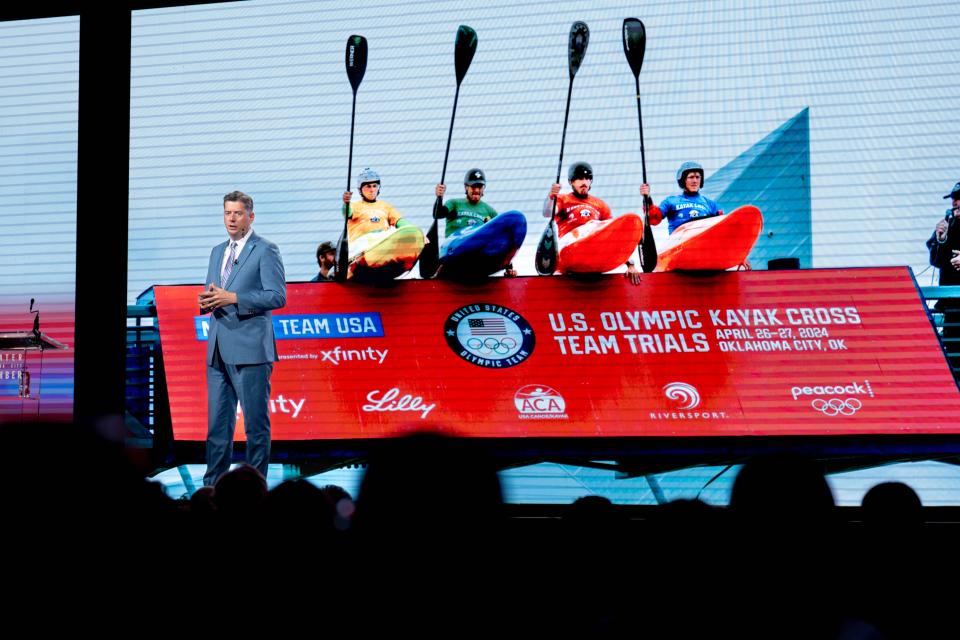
(154, 267, 960, 441)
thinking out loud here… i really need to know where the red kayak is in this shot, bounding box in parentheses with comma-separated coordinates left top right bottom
(557, 213, 643, 274)
(655, 205, 762, 272)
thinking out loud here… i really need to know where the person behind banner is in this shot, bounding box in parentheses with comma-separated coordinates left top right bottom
(341, 167, 413, 257)
(199, 191, 286, 486)
(926, 180, 960, 369)
(435, 168, 517, 277)
(311, 241, 337, 282)
(545, 161, 641, 285)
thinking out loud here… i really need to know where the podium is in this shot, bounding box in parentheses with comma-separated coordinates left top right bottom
(0, 331, 68, 352)
(0, 331, 67, 406)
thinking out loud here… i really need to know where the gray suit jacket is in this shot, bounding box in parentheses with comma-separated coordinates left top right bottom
(205, 231, 286, 366)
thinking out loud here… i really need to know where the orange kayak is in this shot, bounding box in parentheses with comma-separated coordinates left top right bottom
(557, 213, 643, 274)
(655, 205, 762, 272)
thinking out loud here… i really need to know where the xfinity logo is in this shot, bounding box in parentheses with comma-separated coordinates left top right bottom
(237, 395, 304, 419)
(321, 346, 388, 365)
(790, 380, 873, 401)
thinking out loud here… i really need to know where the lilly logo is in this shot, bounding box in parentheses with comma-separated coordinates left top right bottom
(514, 385, 568, 420)
(362, 387, 435, 419)
(663, 382, 700, 410)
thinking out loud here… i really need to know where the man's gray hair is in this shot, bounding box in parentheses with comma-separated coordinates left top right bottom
(223, 190, 253, 214)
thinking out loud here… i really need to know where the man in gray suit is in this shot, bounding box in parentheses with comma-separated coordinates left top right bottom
(199, 191, 286, 486)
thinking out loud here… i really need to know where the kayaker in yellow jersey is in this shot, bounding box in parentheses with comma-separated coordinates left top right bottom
(341, 167, 413, 246)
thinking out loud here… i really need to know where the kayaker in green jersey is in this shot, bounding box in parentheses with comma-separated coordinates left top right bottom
(435, 168, 516, 276)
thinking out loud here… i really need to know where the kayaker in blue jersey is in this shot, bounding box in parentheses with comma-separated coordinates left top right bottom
(646, 161, 752, 270)
(646, 161, 722, 233)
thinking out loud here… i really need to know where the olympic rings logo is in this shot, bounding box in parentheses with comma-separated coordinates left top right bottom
(444, 303, 536, 369)
(465, 336, 517, 356)
(811, 397, 862, 416)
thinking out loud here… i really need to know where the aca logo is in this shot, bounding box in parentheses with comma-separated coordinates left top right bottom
(444, 302, 535, 369)
(663, 382, 701, 410)
(514, 385, 568, 420)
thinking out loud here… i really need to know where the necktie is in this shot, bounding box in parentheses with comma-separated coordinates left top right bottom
(221, 242, 237, 287)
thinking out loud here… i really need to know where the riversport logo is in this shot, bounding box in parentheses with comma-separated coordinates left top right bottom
(663, 382, 700, 410)
(444, 302, 535, 369)
(514, 385, 568, 420)
(650, 381, 729, 420)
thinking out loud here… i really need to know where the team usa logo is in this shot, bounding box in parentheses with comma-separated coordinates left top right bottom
(514, 385, 568, 420)
(663, 382, 701, 409)
(444, 303, 535, 368)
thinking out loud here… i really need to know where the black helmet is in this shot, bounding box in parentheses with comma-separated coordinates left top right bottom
(568, 161, 593, 181)
(464, 168, 486, 186)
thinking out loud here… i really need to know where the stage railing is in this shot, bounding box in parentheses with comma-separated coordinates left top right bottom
(126, 301, 159, 442)
(920, 285, 960, 376)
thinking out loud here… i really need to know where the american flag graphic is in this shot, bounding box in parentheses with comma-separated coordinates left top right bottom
(469, 317, 506, 335)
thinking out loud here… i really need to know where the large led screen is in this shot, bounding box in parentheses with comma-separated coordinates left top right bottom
(0, 15, 79, 422)
(131, 1, 960, 442)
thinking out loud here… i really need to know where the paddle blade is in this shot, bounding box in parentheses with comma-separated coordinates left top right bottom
(568, 21, 589, 79)
(622, 18, 646, 78)
(345, 35, 368, 92)
(535, 220, 558, 275)
(454, 25, 478, 86)
(418, 199, 443, 278)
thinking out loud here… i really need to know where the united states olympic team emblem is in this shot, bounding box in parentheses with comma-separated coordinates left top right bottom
(444, 302, 535, 368)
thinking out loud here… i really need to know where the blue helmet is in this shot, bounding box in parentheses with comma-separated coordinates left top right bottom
(676, 161, 704, 189)
(356, 167, 381, 190)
